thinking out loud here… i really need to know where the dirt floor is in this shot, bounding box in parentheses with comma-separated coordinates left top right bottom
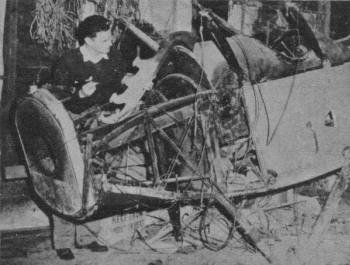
(1, 192, 350, 265)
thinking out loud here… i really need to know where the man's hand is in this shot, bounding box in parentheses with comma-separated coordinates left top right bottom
(99, 103, 139, 124)
(79, 76, 98, 98)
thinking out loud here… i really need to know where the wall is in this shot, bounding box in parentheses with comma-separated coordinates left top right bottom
(0, 0, 7, 183)
(0, 1, 5, 99)
(139, 0, 192, 34)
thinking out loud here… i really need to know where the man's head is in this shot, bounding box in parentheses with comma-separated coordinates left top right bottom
(76, 15, 112, 55)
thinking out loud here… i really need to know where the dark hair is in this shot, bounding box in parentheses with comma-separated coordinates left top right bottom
(76, 15, 111, 45)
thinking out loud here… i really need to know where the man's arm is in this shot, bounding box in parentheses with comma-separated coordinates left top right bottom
(51, 54, 81, 101)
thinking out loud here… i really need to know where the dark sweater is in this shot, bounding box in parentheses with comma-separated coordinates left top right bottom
(52, 47, 127, 113)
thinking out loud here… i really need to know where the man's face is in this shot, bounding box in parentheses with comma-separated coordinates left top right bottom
(85, 30, 112, 55)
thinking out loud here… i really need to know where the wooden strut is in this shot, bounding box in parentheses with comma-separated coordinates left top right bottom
(300, 158, 350, 265)
(90, 91, 216, 148)
(145, 113, 160, 185)
(163, 117, 194, 182)
(148, 110, 271, 263)
(116, 17, 160, 52)
(213, 192, 271, 263)
(81, 133, 94, 214)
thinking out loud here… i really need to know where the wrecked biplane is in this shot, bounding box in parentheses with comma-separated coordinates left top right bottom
(13, 2, 350, 262)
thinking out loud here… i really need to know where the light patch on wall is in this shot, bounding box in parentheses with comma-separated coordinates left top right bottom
(139, 0, 191, 33)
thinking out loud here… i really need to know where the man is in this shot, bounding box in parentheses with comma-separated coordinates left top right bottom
(51, 15, 126, 260)
(51, 14, 157, 261)
(51, 14, 184, 260)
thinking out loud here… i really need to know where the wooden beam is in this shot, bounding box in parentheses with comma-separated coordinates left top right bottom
(300, 159, 350, 265)
(1, 0, 18, 189)
(145, 114, 160, 185)
(1, 0, 18, 109)
(322, 1, 331, 38)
